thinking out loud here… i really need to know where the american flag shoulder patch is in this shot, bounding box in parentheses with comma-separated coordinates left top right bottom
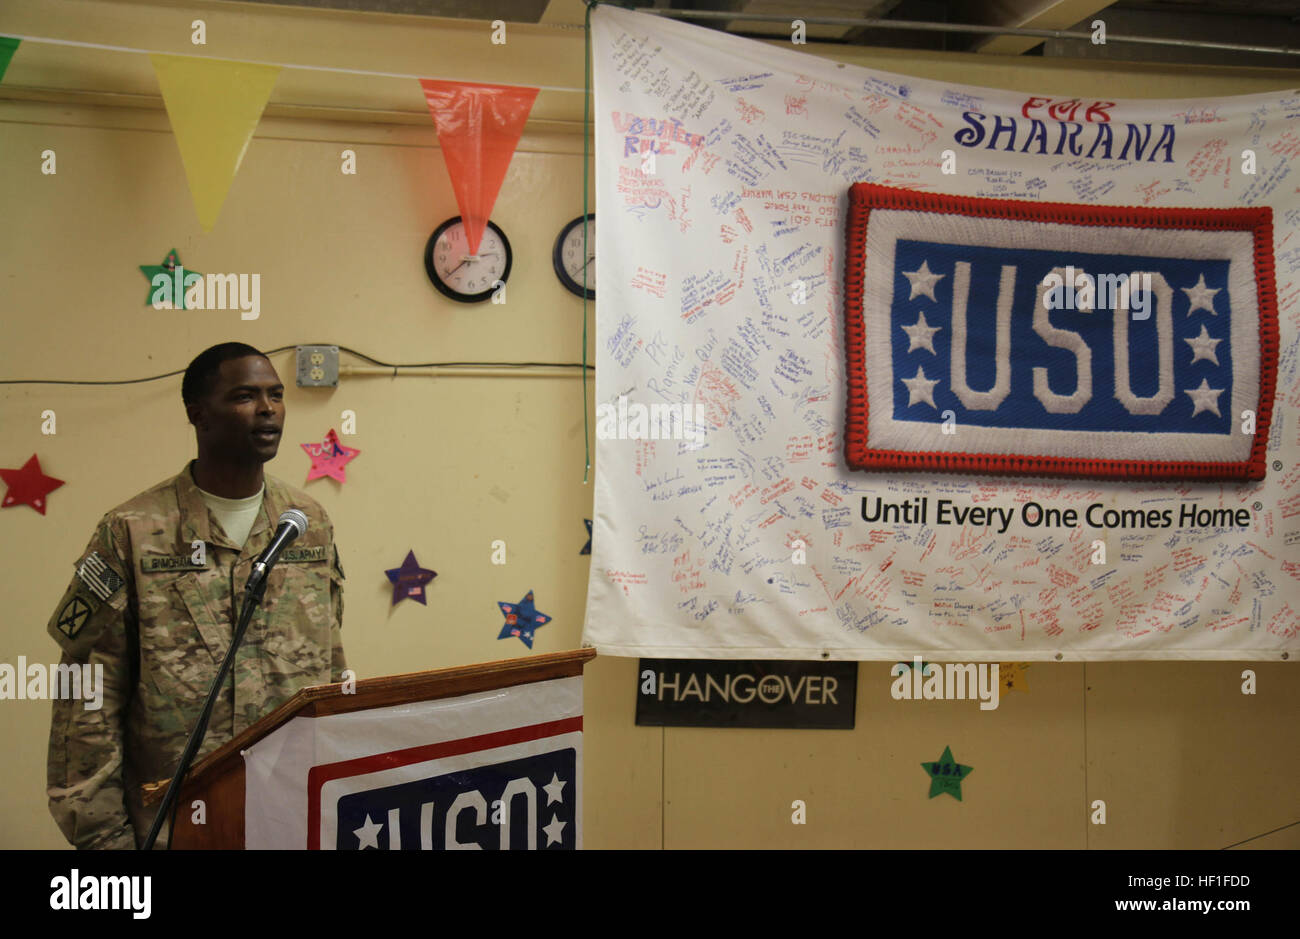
(843, 183, 1279, 480)
(77, 551, 125, 602)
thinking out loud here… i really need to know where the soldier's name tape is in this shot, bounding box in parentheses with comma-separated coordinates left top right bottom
(0, 657, 103, 710)
(139, 545, 328, 572)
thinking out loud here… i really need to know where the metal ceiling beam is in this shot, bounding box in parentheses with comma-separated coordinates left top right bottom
(720, 1, 901, 42)
(539, 0, 589, 26)
(957, 0, 1120, 56)
(634, 6, 1300, 57)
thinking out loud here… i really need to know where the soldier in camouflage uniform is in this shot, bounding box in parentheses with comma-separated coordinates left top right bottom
(46, 343, 346, 849)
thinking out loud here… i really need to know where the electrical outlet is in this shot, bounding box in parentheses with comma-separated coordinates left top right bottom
(296, 345, 339, 387)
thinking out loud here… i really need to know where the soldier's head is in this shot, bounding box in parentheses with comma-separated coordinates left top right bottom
(183, 343, 283, 464)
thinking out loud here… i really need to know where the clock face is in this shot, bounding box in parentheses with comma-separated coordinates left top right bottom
(553, 213, 595, 299)
(424, 218, 513, 303)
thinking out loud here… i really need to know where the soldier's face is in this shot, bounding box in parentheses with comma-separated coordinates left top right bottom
(191, 356, 285, 463)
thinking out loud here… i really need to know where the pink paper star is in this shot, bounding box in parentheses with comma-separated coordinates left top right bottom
(301, 429, 360, 483)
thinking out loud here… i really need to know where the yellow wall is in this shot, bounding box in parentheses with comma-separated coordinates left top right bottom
(0, 0, 1296, 850)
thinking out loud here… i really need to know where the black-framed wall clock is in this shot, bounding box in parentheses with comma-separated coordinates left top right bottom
(424, 217, 513, 303)
(553, 213, 595, 299)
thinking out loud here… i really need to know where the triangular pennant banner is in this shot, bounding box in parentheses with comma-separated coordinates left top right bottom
(419, 80, 538, 255)
(150, 55, 280, 232)
(0, 37, 21, 84)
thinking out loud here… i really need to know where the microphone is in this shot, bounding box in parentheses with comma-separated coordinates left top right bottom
(245, 508, 309, 596)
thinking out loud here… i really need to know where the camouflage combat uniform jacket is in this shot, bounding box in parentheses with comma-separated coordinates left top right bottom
(46, 462, 346, 849)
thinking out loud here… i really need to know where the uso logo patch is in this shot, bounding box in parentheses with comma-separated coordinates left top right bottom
(843, 183, 1278, 480)
(307, 719, 580, 849)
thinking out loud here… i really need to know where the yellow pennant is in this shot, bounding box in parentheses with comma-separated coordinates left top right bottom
(150, 55, 280, 231)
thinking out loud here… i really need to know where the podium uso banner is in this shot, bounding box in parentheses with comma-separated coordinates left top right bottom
(581, 4, 1299, 661)
(243, 676, 582, 849)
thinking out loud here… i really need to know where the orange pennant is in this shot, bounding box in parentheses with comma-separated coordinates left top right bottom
(420, 80, 538, 255)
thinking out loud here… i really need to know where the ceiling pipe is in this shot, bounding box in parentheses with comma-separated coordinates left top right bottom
(632, 6, 1300, 58)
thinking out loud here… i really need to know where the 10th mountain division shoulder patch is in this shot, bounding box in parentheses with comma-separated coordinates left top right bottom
(56, 596, 92, 639)
(842, 183, 1278, 480)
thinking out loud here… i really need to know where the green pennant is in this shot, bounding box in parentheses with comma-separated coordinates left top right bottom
(0, 37, 20, 84)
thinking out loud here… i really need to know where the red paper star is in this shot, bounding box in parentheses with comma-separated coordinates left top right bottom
(0, 455, 65, 515)
(301, 428, 360, 483)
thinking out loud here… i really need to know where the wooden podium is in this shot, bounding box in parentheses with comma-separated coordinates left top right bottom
(143, 648, 595, 849)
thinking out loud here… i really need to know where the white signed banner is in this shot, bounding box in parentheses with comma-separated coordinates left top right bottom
(581, 5, 1300, 660)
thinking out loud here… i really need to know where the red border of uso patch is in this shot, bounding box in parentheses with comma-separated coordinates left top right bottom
(843, 182, 1278, 480)
(305, 716, 582, 849)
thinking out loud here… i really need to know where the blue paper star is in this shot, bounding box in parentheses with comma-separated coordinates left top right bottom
(580, 518, 592, 555)
(385, 550, 436, 606)
(497, 590, 551, 649)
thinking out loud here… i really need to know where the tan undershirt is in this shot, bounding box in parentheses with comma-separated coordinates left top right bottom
(196, 484, 265, 548)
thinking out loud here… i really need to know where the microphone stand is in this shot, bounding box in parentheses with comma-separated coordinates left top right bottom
(141, 574, 268, 850)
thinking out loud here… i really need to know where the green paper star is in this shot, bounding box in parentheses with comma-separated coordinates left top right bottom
(140, 249, 203, 309)
(920, 745, 973, 801)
